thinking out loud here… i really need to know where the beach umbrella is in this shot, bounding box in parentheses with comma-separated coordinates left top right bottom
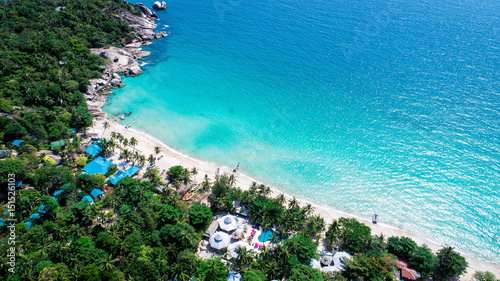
(227, 271, 242, 281)
(231, 229, 243, 240)
(228, 241, 253, 258)
(210, 232, 230, 250)
(333, 251, 352, 270)
(219, 215, 239, 232)
(320, 255, 333, 266)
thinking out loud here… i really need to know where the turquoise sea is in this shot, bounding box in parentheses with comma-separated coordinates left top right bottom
(103, 0, 500, 262)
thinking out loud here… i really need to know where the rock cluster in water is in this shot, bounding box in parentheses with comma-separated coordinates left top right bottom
(152, 1, 167, 10)
(86, 8, 167, 101)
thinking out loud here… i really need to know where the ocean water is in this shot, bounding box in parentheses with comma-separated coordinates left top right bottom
(103, 0, 500, 262)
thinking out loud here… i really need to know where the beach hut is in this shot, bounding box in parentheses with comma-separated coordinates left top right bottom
(219, 215, 239, 232)
(53, 190, 65, 196)
(126, 165, 141, 176)
(396, 260, 421, 281)
(85, 141, 103, 157)
(401, 267, 421, 281)
(30, 213, 41, 220)
(333, 251, 352, 271)
(81, 195, 94, 204)
(11, 140, 25, 146)
(50, 140, 65, 150)
(38, 205, 47, 214)
(203, 220, 220, 239)
(82, 157, 113, 175)
(24, 222, 32, 229)
(209, 232, 230, 250)
(91, 188, 104, 199)
(227, 271, 242, 281)
(109, 170, 128, 185)
(228, 241, 253, 258)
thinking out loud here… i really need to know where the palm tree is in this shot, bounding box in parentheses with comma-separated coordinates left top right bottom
(191, 167, 198, 184)
(91, 119, 97, 134)
(111, 131, 117, 140)
(228, 174, 236, 187)
(102, 121, 110, 138)
(154, 146, 161, 155)
(148, 154, 155, 165)
(137, 155, 146, 167)
(122, 138, 129, 149)
(276, 194, 286, 207)
(182, 168, 191, 185)
(130, 137, 138, 152)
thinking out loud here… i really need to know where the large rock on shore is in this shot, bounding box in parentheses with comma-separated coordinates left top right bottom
(136, 3, 157, 17)
(128, 66, 143, 76)
(152, 1, 166, 10)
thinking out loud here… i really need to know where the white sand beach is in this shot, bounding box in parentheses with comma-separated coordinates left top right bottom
(88, 97, 500, 280)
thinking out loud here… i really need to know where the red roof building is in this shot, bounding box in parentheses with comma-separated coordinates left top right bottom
(396, 260, 421, 281)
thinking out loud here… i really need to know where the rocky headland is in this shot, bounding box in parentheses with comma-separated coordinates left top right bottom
(85, 6, 166, 104)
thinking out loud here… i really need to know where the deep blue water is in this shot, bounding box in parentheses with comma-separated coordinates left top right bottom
(103, 0, 500, 262)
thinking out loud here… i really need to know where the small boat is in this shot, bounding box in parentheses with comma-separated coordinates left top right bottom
(125, 112, 131, 116)
(157, 155, 163, 160)
(216, 168, 220, 175)
(114, 111, 121, 116)
(233, 163, 240, 172)
(372, 212, 378, 224)
(120, 115, 125, 120)
(125, 124, 132, 129)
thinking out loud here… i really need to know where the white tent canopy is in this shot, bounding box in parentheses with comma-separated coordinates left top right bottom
(209, 232, 231, 250)
(333, 251, 352, 271)
(219, 215, 239, 232)
(228, 241, 254, 258)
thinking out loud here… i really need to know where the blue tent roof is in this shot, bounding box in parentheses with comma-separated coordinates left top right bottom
(11, 140, 25, 146)
(82, 157, 113, 175)
(91, 188, 103, 199)
(15, 180, 22, 188)
(53, 190, 65, 196)
(0, 218, 4, 226)
(30, 213, 41, 220)
(81, 195, 94, 203)
(38, 205, 46, 214)
(85, 141, 103, 157)
(24, 222, 32, 228)
(126, 165, 141, 176)
(51, 197, 57, 201)
(109, 170, 128, 185)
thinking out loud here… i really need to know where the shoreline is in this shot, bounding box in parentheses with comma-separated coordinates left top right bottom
(89, 97, 500, 279)
(84, 11, 500, 279)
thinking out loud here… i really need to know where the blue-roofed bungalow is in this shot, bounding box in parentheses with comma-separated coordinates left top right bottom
(0, 218, 4, 226)
(82, 157, 113, 175)
(14, 180, 22, 188)
(24, 222, 32, 228)
(38, 205, 47, 214)
(109, 170, 128, 185)
(51, 196, 57, 201)
(11, 140, 25, 146)
(126, 165, 141, 176)
(85, 141, 103, 157)
(91, 188, 103, 199)
(30, 213, 41, 220)
(53, 190, 65, 196)
(81, 195, 94, 204)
